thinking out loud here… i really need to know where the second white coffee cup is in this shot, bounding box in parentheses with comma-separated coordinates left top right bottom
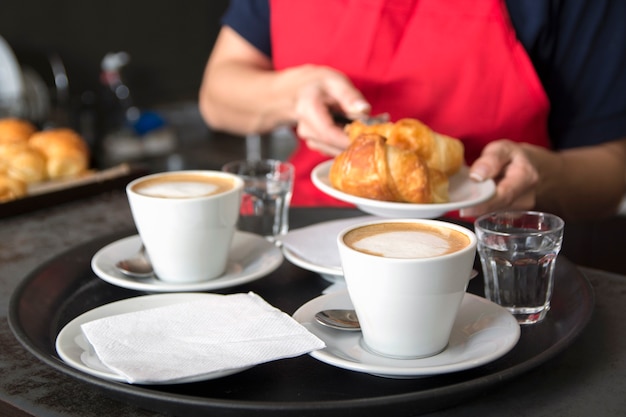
(127, 170, 243, 283)
(337, 219, 477, 359)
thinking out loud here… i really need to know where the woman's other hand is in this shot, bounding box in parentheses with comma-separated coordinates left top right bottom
(460, 140, 539, 217)
(461, 138, 626, 221)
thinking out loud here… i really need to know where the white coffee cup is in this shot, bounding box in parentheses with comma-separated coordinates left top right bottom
(126, 170, 243, 283)
(337, 219, 477, 359)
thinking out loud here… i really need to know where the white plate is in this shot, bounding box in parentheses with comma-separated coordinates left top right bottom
(55, 293, 251, 384)
(91, 232, 283, 292)
(311, 160, 496, 218)
(293, 291, 520, 378)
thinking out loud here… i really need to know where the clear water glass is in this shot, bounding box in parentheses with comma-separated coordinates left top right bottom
(222, 159, 294, 241)
(474, 211, 565, 325)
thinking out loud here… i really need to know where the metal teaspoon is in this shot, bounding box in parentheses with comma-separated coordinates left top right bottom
(314, 269, 479, 331)
(315, 309, 361, 331)
(115, 244, 154, 278)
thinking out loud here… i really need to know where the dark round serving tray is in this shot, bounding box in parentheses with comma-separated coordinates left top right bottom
(9, 226, 593, 417)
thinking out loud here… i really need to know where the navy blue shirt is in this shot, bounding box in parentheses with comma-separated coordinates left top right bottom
(221, 0, 626, 150)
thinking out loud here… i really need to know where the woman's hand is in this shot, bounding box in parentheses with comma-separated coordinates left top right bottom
(460, 140, 540, 218)
(461, 138, 626, 221)
(200, 26, 369, 155)
(290, 66, 370, 155)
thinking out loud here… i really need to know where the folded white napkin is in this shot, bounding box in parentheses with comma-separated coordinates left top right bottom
(80, 292, 325, 384)
(279, 216, 380, 270)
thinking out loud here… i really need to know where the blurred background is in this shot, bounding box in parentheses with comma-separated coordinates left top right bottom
(0, 0, 295, 171)
(1, 0, 227, 106)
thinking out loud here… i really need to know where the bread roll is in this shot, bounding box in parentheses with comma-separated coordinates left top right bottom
(0, 118, 37, 144)
(330, 133, 449, 203)
(0, 173, 27, 202)
(0, 119, 92, 202)
(28, 128, 90, 179)
(0, 142, 47, 183)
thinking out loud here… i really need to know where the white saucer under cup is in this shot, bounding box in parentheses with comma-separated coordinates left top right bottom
(91, 233, 283, 293)
(292, 291, 520, 378)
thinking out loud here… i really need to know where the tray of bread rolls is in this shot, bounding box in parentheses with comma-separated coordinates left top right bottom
(0, 118, 147, 218)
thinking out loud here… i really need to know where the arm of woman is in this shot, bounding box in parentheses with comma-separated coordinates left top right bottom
(462, 138, 626, 221)
(198, 26, 369, 154)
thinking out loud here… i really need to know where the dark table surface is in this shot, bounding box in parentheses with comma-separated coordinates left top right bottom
(1, 190, 625, 417)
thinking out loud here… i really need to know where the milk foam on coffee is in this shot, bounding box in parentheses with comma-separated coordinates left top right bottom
(138, 181, 220, 198)
(133, 174, 233, 198)
(345, 222, 469, 259)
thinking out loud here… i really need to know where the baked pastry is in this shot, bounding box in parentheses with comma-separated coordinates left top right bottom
(0, 118, 37, 144)
(0, 142, 47, 183)
(330, 117, 466, 204)
(0, 173, 27, 202)
(345, 118, 464, 176)
(28, 128, 90, 179)
(330, 133, 449, 203)
(0, 119, 91, 202)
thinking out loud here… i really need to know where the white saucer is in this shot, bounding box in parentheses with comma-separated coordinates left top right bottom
(55, 293, 251, 384)
(279, 216, 381, 282)
(293, 291, 520, 378)
(91, 232, 283, 292)
(282, 246, 343, 283)
(311, 161, 496, 218)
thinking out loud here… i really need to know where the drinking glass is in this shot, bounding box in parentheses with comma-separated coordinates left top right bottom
(474, 211, 565, 324)
(222, 159, 294, 241)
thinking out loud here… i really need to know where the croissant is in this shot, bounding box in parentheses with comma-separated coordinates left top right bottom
(330, 133, 449, 203)
(345, 118, 464, 176)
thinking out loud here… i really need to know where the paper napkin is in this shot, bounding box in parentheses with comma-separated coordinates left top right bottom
(279, 216, 380, 269)
(80, 292, 325, 384)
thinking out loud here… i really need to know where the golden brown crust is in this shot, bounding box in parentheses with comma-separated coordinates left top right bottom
(331, 133, 396, 201)
(331, 117, 464, 204)
(330, 133, 449, 203)
(0, 118, 37, 144)
(0, 173, 27, 202)
(28, 128, 90, 179)
(0, 142, 47, 183)
(345, 118, 464, 176)
(0, 120, 91, 201)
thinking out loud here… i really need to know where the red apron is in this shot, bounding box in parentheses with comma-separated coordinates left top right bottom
(270, 0, 551, 207)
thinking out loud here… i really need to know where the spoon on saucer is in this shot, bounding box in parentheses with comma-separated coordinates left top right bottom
(115, 244, 154, 278)
(315, 309, 361, 331)
(314, 269, 479, 331)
